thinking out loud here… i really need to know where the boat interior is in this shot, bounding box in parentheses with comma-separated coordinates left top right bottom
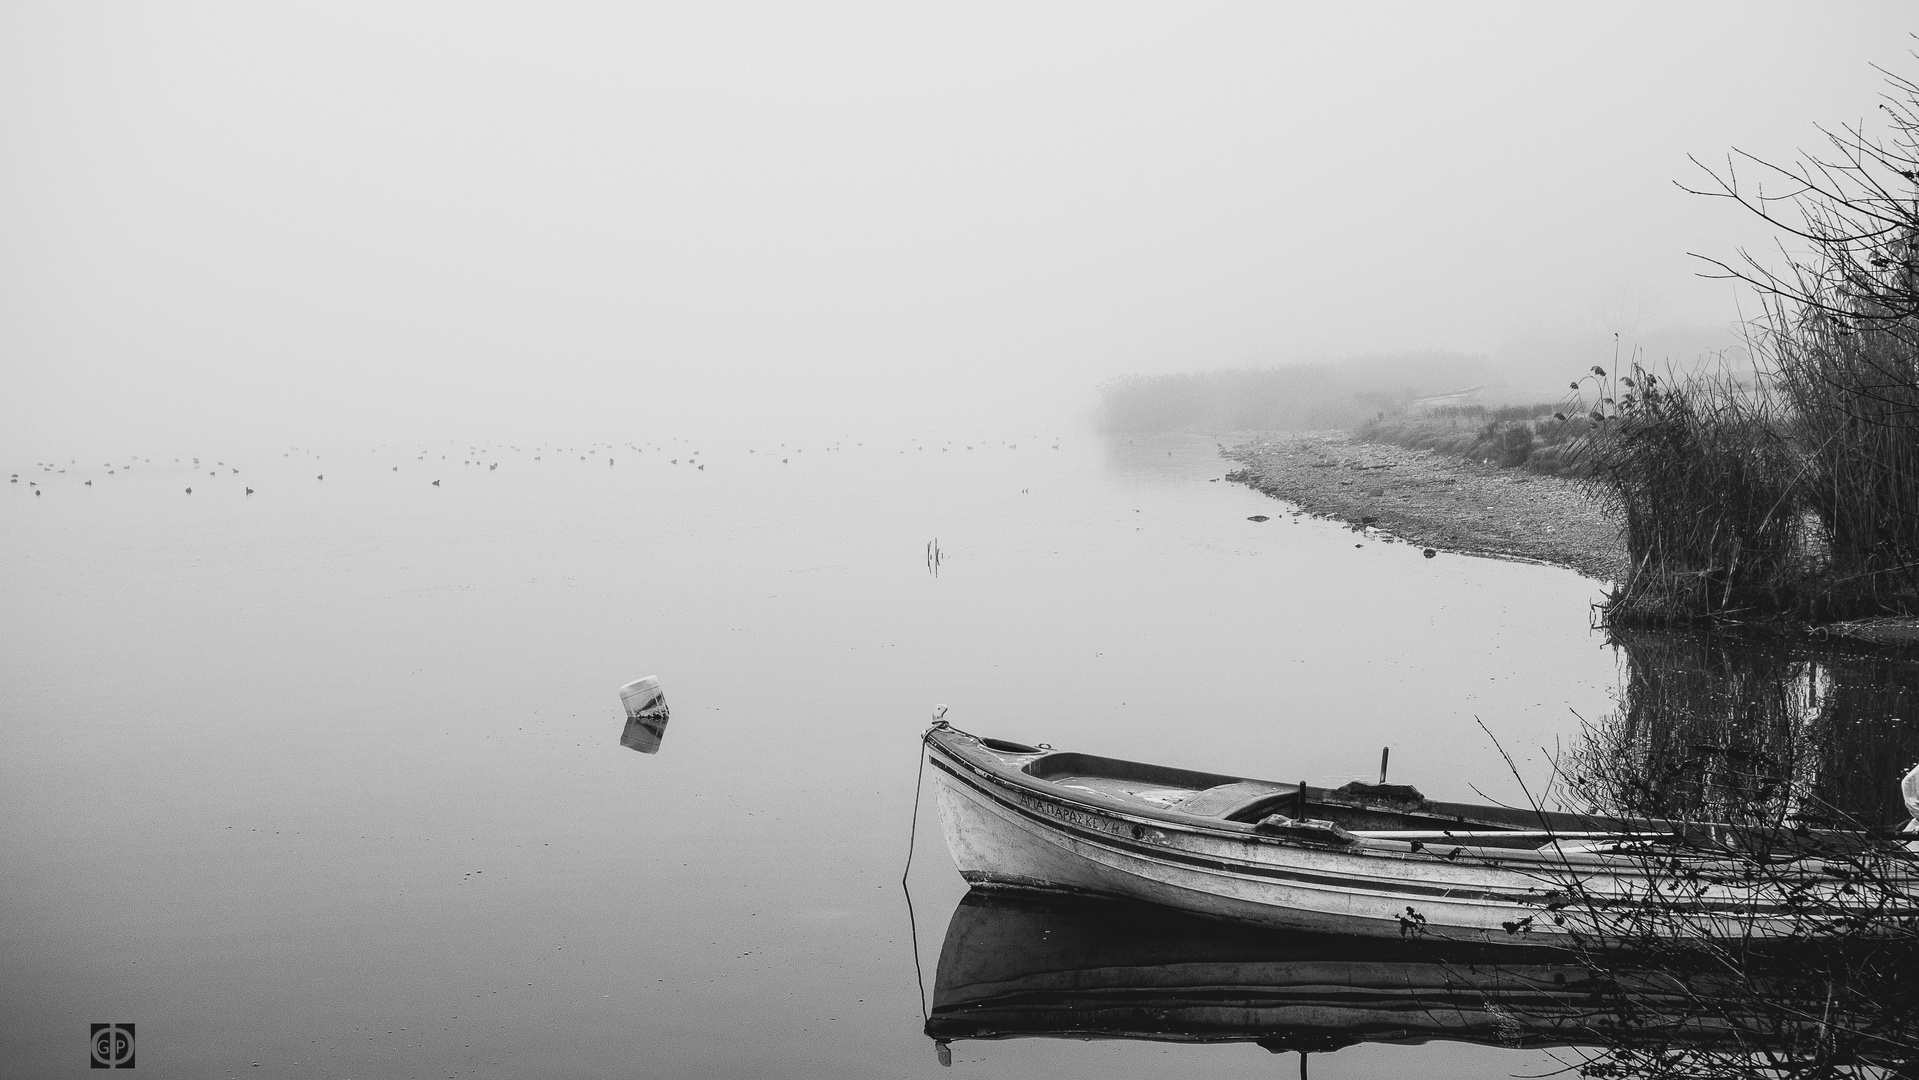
(940, 726, 1911, 873)
(978, 738, 1687, 851)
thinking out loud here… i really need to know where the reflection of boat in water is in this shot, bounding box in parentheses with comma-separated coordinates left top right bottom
(926, 889, 1803, 1054)
(928, 889, 1602, 1051)
(620, 714, 668, 754)
(926, 724, 1919, 943)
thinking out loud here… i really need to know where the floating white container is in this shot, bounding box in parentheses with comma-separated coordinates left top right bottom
(619, 676, 669, 754)
(620, 677, 667, 718)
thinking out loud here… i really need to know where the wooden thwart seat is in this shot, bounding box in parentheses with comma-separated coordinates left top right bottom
(1176, 780, 1296, 820)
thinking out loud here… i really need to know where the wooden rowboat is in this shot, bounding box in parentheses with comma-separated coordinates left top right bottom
(925, 724, 1919, 944)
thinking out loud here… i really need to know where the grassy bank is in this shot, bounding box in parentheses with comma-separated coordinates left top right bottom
(1306, 348, 1919, 632)
(1357, 402, 1591, 476)
(1569, 350, 1918, 629)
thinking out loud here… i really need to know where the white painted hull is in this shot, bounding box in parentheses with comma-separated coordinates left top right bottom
(927, 728, 1915, 944)
(934, 755, 1564, 941)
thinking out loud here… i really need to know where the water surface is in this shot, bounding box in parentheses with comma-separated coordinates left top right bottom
(3, 432, 1625, 1078)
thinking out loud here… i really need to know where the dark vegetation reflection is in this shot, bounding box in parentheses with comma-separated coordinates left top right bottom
(1546, 632, 1919, 1077)
(1570, 631, 1919, 832)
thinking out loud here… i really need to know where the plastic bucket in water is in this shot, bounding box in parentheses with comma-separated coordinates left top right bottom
(620, 676, 667, 719)
(618, 677, 670, 754)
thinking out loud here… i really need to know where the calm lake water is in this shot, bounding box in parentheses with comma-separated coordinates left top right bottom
(6, 431, 1647, 1078)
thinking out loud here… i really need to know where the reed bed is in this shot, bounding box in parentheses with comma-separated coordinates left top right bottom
(1562, 325, 1919, 627)
(1766, 308, 1919, 621)
(1579, 64, 1919, 627)
(1572, 365, 1809, 625)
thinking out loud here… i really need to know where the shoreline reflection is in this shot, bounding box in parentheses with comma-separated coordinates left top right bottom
(1578, 631, 1919, 827)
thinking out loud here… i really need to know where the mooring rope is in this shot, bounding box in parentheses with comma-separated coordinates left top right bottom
(902, 717, 948, 1025)
(902, 728, 932, 888)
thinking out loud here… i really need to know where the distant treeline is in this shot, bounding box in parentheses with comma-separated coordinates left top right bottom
(1097, 352, 1492, 433)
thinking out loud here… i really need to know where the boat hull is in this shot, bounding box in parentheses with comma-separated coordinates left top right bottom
(933, 751, 1558, 941)
(927, 727, 1915, 944)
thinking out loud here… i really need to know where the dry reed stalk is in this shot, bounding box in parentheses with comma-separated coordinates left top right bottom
(1574, 364, 1806, 625)
(1763, 301, 1919, 620)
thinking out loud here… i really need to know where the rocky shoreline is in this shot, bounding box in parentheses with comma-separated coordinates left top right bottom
(1223, 432, 1623, 582)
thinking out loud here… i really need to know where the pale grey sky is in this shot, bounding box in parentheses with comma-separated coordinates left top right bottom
(0, 3, 1908, 455)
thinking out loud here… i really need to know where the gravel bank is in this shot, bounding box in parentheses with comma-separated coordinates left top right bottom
(1225, 432, 1623, 582)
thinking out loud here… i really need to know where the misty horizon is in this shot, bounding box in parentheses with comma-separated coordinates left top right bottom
(9, 9, 1919, 1075)
(3, 5, 1906, 455)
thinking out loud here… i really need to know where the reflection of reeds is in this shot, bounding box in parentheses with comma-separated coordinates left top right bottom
(1569, 630, 1919, 828)
(1806, 654, 1919, 829)
(1538, 630, 1919, 1077)
(1567, 630, 1809, 824)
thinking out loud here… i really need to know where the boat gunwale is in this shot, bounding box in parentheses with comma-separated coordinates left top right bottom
(926, 727, 1919, 879)
(926, 726, 1670, 848)
(929, 751, 1587, 909)
(926, 726, 1919, 939)
(925, 731, 1678, 885)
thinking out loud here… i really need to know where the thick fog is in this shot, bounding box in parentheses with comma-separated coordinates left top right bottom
(0, 3, 1907, 457)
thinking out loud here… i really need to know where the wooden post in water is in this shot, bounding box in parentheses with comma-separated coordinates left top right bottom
(1379, 746, 1390, 786)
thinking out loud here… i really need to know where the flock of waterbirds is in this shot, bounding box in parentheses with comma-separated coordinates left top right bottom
(9, 436, 1067, 498)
